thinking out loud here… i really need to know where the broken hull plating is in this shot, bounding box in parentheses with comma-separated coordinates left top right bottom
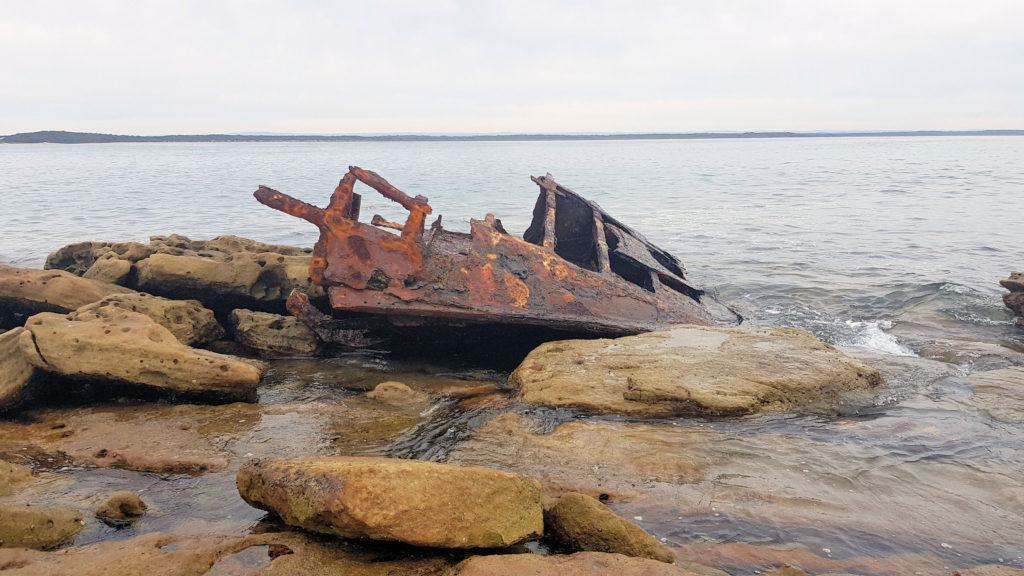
(254, 167, 732, 342)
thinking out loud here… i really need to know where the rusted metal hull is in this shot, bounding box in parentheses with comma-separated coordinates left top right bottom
(254, 167, 736, 345)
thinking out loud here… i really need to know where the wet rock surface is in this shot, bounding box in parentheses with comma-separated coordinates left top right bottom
(451, 551, 697, 575)
(23, 308, 262, 401)
(968, 366, 1024, 423)
(94, 491, 148, 527)
(236, 456, 544, 548)
(511, 325, 883, 417)
(0, 459, 34, 496)
(0, 265, 132, 328)
(229, 309, 319, 357)
(544, 492, 675, 563)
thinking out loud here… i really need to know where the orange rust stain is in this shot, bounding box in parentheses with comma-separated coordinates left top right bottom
(503, 274, 530, 308)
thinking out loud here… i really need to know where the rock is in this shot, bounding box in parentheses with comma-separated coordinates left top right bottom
(1000, 272, 1024, 293)
(0, 265, 133, 328)
(763, 567, 812, 576)
(236, 456, 543, 548)
(74, 293, 224, 346)
(0, 504, 83, 550)
(968, 367, 1024, 424)
(0, 328, 44, 410)
(452, 552, 700, 575)
(133, 235, 321, 313)
(0, 459, 34, 496)
(960, 566, 1024, 576)
(24, 308, 262, 401)
(82, 253, 133, 285)
(45, 241, 152, 276)
(1004, 291, 1024, 316)
(544, 493, 675, 563)
(0, 531, 456, 576)
(95, 491, 148, 527)
(364, 381, 429, 407)
(229, 308, 318, 357)
(511, 325, 882, 417)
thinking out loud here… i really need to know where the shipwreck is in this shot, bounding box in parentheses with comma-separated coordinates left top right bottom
(254, 167, 738, 350)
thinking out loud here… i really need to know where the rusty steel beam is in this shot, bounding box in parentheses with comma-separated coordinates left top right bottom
(254, 167, 733, 346)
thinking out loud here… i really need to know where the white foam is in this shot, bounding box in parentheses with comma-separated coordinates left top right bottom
(843, 320, 916, 356)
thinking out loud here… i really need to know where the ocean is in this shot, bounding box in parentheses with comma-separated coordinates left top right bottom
(2, 136, 1023, 571)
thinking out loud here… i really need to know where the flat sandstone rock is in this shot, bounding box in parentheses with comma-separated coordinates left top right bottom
(0, 264, 132, 325)
(511, 325, 882, 417)
(237, 456, 543, 548)
(452, 551, 700, 576)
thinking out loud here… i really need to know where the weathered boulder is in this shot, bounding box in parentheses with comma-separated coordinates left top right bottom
(0, 265, 132, 328)
(0, 459, 34, 496)
(24, 308, 262, 400)
(364, 381, 429, 407)
(74, 293, 224, 346)
(0, 504, 83, 550)
(45, 235, 323, 315)
(511, 325, 882, 417)
(95, 491, 148, 527)
(452, 552, 698, 576)
(45, 240, 152, 275)
(0, 327, 44, 409)
(1000, 272, 1024, 293)
(545, 493, 675, 563)
(1004, 291, 1024, 316)
(229, 308, 318, 357)
(969, 367, 1024, 424)
(237, 456, 543, 548)
(81, 252, 133, 285)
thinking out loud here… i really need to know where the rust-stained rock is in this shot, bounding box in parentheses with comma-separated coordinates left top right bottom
(253, 167, 738, 345)
(74, 292, 224, 347)
(511, 325, 882, 417)
(236, 456, 543, 548)
(544, 493, 675, 563)
(0, 327, 44, 410)
(0, 264, 132, 327)
(229, 308, 319, 357)
(0, 504, 83, 550)
(452, 552, 698, 576)
(23, 308, 261, 401)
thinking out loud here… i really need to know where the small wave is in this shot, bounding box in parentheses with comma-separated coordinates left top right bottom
(841, 320, 916, 356)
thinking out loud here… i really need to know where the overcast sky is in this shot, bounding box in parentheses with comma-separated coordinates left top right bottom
(3, 0, 1023, 135)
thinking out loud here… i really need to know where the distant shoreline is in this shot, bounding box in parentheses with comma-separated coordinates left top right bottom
(2, 129, 1023, 144)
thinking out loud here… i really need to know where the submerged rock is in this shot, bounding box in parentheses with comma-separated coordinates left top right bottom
(511, 325, 882, 417)
(452, 551, 697, 575)
(23, 308, 262, 401)
(229, 308, 319, 357)
(0, 327, 44, 410)
(0, 265, 132, 328)
(95, 491, 148, 527)
(75, 292, 224, 347)
(968, 366, 1024, 424)
(364, 381, 429, 407)
(544, 492, 675, 563)
(0, 504, 83, 550)
(236, 456, 544, 548)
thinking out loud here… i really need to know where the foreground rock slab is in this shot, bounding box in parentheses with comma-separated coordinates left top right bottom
(545, 492, 675, 563)
(0, 265, 132, 327)
(452, 551, 698, 575)
(24, 308, 262, 400)
(237, 456, 543, 548)
(0, 504, 83, 550)
(511, 325, 882, 417)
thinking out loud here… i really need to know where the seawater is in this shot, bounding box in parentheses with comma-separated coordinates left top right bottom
(2, 137, 1024, 572)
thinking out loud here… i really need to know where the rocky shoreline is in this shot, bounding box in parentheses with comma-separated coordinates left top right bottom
(1, 236, 1022, 575)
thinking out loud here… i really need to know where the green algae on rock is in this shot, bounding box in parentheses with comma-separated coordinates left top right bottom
(236, 456, 543, 548)
(511, 325, 882, 417)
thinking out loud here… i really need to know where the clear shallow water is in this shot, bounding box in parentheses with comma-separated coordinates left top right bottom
(2, 137, 1024, 573)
